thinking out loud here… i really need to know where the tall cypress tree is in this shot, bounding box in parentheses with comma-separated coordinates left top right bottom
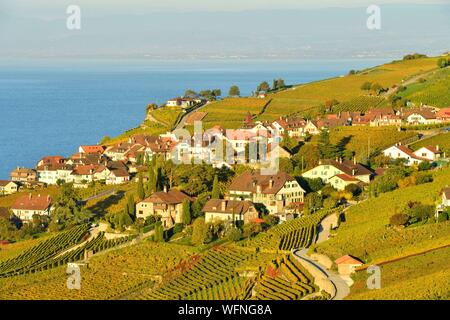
(211, 175, 220, 199)
(137, 174, 145, 200)
(182, 199, 191, 225)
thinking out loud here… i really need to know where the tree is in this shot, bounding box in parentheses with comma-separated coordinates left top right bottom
(437, 57, 449, 68)
(226, 227, 243, 241)
(50, 183, 93, 231)
(257, 81, 270, 92)
(211, 175, 220, 199)
(371, 83, 383, 95)
(127, 194, 135, 219)
(304, 192, 323, 214)
(184, 89, 197, 97)
(212, 89, 222, 97)
(153, 221, 165, 242)
(318, 130, 339, 159)
(192, 217, 208, 246)
(390, 213, 409, 226)
(181, 199, 191, 225)
(137, 173, 145, 200)
(361, 82, 372, 91)
(229, 85, 240, 97)
(273, 79, 285, 90)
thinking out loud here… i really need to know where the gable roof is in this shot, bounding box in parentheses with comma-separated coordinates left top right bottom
(228, 171, 302, 195)
(333, 174, 360, 182)
(202, 199, 255, 215)
(0, 180, 17, 187)
(436, 108, 450, 119)
(335, 255, 363, 265)
(141, 190, 193, 205)
(12, 194, 52, 211)
(416, 146, 442, 154)
(80, 145, 105, 154)
(319, 159, 373, 177)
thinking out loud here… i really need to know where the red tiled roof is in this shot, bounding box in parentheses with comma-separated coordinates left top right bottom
(334, 174, 360, 182)
(141, 190, 192, 204)
(436, 108, 450, 119)
(202, 199, 255, 215)
(12, 194, 52, 211)
(80, 145, 105, 154)
(335, 255, 363, 265)
(229, 171, 301, 195)
(420, 146, 442, 154)
(320, 159, 373, 177)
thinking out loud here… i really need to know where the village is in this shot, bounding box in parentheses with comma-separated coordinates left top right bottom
(1, 97, 449, 234)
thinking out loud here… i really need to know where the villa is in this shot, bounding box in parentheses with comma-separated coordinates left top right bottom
(11, 194, 52, 222)
(302, 158, 372, 184)
(135, 189, 193, 228)
(382, 144, 426, 166)
(228, 171, 306, 215)
(202, 199, 259, 224)
(0, 180, 19, 195)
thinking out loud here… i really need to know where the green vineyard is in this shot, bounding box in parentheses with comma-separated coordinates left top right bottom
(143, 246, 256, 300)
(0, 224, 89, 278)
(243, 208, 334, 251)
(253, 254, 316, 300)
(332, 96, 385, 112)
(185, 276, 245, 300)
(0, 225, 134, 279)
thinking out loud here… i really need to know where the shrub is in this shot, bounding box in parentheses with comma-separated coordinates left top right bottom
(390, 214, 410, 226)
(437, 211, 448, 222)
(414, 172, 433, 185)
(418, 162, 432, 171)
(345, 184, 362, 197)
(173, 223, 184, 234)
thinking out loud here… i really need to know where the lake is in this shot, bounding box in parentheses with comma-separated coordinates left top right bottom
(0, 58, 387, 179)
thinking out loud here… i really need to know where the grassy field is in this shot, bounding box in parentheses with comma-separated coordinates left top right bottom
(257, 98, 321, 121)
(398, 67, 450, 108)
(313, 126, 418, 162)
(105, 120, 168, 145)
(347, 246, 450, 300)
(150, 106, 184, 129)
(409, 132, 450, 154)
(314, 166, 450, 264)
(200, 98, 270, 129)
(273, 57, 441, 102)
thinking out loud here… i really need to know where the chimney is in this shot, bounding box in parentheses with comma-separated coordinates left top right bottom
(339, 158, 343, 164)
(221, 200, 226, 211)
(256, 185, 261, 194)
(352, 169, 356, 176)
(436, 145, 440, 151)
(163, 185, 167, 193)
(29, 193, 32, 200)
(269, 179, 274, 188)
(353, 157, 357, 165)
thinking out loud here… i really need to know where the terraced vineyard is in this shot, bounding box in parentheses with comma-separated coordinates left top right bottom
(185, 276, 245, 300)
(0, 224, 89, 278)
(332, 96, 385, 112)
(243, 208, 334, 251)
(257, 98, 321, 121)
(142, 246, 256, 300)
(253, 255, 316, 300)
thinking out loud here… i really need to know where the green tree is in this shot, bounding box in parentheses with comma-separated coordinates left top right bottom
(257, 81, 270, 92)
(211, 175, 220, 199)
(153, 221, 165, 242)
(50, 184, 93, 231)
(437, 57, 449, 68)
(318, 130, 339, 159)
(191, 217, 208, 246)
(212, 89, 222, 97)
(182, 199, 191, 225)
(127, 194, 135, 219)
(137, 173, 145, 200)
(360, 82, 372, 91)
(184, 89, 197, 97)
(229, 85, 240, 97)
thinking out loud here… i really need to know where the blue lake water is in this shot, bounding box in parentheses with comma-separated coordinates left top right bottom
(0, 58, 386, 179)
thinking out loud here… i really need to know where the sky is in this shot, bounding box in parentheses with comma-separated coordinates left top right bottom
(0, 0, 449, 59)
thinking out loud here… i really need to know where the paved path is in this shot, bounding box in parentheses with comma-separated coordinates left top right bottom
(294, 248, 350, 300)
(174, 102, 207, 131)
(82, 188, 117, 202)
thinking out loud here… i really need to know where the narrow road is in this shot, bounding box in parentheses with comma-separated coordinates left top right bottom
(174, 102, 207, 131)
(82, 188, 117, 203)
(293, 248, 350, 300)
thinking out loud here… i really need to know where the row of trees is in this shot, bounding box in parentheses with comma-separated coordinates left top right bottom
(256, 79, 286, 93)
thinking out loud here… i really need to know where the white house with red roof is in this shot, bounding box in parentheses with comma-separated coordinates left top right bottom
(11, 194, 52, 222)
(383, 144, 426, 166)
(413, 145, 442, 161)
(328, 174, 362, 191)
(335, 255, 363, 275)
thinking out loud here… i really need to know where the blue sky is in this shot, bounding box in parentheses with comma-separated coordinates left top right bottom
(0, 1, 449, 59)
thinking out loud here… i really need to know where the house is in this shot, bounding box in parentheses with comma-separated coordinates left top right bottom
(202, 199, 259, 224)
(436, 108, 450, 122)
(166, 97, 195, 108)
(403, 109, 439, 125)
(69, 165, 97, 186)
(335, 255, 363, 275)
(104, 142, 133, 161)
(37, 156, 65, 168)
(302, 159, 373, 184)
(10, 167, 37, 183)
(135, 189, 193, 228)
(228, 171, 306, 214)
(78, 145, 105, 154)
(383, 144, 426, 166)
(107, 167, 130, 185)
(0, 180, 19, 195)
(413, 146, 442, 161)
(303, 120, 321, 135)
(328, 174, 363, 191)
(272, 117, 307, 138)
(11, 194, 52, 222)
